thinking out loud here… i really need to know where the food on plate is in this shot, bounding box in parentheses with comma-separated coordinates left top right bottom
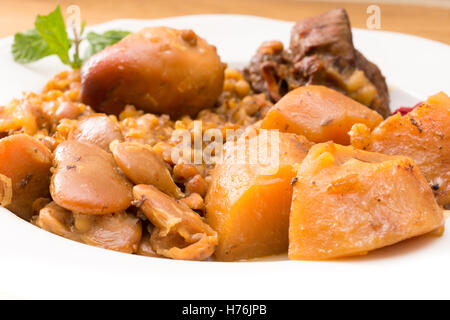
(69, 114, 124, 151)
(111, 141, 184, 198)
(0, 174, 12, 207)
(206, 133, 312, 261)
(244, 8, 390, 117)
(137, 232, 160, 258)
(80, 26, 225, 118)
(133, 184, 218, 260)
(51, 140, 133, 214)
(261, 85, 383, 144)
(350, 92, 450, 207)
(0, 134, 52, 220)
(1, 5, 447, 262)
(36, 202, 142, 253)
(289, 143, 444, 260)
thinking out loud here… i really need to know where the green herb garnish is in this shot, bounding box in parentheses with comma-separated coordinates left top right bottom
(85, 30, 131, 59)
(12, 29, 52, 63)
(11, 5, 130, 68)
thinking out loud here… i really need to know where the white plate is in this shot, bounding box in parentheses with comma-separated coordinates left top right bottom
(0, 15, 449, 300)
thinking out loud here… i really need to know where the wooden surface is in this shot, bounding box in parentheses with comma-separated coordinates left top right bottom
(0, 0, 449, 44)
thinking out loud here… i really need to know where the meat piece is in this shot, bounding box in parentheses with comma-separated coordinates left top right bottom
(290, 8, 355, 65)
(81, 27, 224, 118)
(244, 9, 390, 118)
(69, 114, 123, 151)
(0, 134, 52, 220)
(354, 50, 389, 117)
(133, 184, 218, 261)
(51, 140, 133, 214)
(290, 8, 389, 117)
(243, 41, 302, 101)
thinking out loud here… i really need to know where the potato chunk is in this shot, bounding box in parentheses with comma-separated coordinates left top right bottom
(289, 143, 444, 260)
(81, 27, 224, 118)
(51, 140, 133, 214)
(262, 85, 383, 145)
(350, 92, 450, 207)
(0, 134, 52, 220)
(69, 114, 123, 151)
(133, 184, 217, 261)
(206, 133, 312, 261)
(36, 202, 142, 253)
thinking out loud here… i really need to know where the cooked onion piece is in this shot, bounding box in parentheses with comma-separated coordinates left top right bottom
(133, 184, 217, 261)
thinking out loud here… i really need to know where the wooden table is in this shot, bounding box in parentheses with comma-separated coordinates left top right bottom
(1, 0, 449, 44)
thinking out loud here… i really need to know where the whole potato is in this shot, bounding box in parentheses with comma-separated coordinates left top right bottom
(80, 27, 225, 118)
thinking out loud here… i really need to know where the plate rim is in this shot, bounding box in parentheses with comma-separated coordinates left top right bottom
(0, 14, 449, 299)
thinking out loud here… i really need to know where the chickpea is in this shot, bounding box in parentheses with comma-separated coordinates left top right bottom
(235, 79, 250, 97)
(173, 163, 199, 181)
(185, 174, 207, 197)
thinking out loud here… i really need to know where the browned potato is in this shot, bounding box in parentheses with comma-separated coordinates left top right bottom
(0, 134, 52, 220)
(133, 184, 218, 261)
(36, 202, 142, 253)
(289, 143, 444, 260)
(51, 140, 133, 214)
(69, 114, 123, 151)
(350, 92, 450, 207)
(81, 27, 225, 118)
(262, 85, 383, 145)
(206, 133, 312, 261)
(110, 141, 183, 198)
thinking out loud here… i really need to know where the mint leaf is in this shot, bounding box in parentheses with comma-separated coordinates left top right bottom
(85, 30, 130, 57)
(11, 5, 131, 68)
(12, 29, 52, 63)
(34, 5, 71, 65)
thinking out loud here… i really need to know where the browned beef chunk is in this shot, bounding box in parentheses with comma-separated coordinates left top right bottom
(354, 50, 390, 117)
(290, 8, 355, 67)
(244, 8, 390, 118)
(243, 41, 303, 102)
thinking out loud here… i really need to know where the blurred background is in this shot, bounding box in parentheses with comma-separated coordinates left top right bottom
(1, 0, 449, 43)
